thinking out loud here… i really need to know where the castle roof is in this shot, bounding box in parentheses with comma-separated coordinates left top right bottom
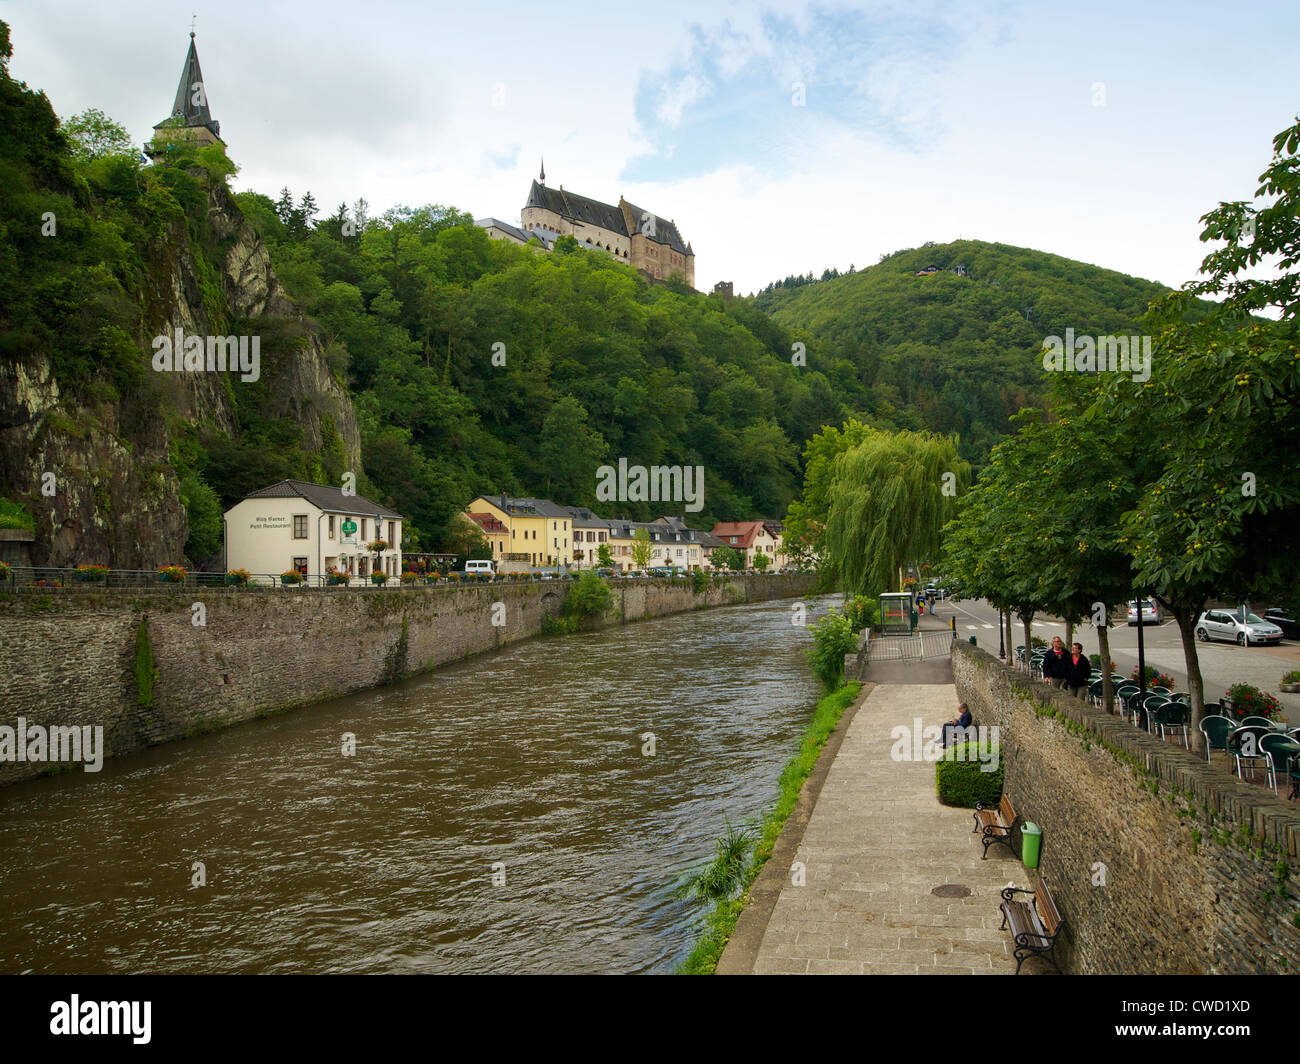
(620, 198, 690, 256)
(524, 181, 691, 256)
(526, 181, 627, 236)
(155, 33, 221, 139)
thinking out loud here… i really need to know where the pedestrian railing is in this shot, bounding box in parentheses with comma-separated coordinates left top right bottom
(0, 566, 584, 593)
(865, 628, 956, 662)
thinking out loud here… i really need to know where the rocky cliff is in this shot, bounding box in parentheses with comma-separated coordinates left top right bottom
(0, 178, 362, 570)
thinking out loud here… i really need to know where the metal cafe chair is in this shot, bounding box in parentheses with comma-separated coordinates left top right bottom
(1153, 703, 1190, 750)
(1116, 685, 1141, 720)
(1150, 685, 1172, 696)
(1141, 694, 1171, 733)
(1199, 716, 1236, 765)
(1259, 734, 1300, 796)
(1229, 725, 1274, 785)
(1239, 716, 1277, 730)
(1088, 678, 1106, 707)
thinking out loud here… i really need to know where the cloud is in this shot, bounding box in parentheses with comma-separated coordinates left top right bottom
(625, 6, 972, 182)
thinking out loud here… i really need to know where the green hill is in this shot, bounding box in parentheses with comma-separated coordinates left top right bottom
(754, 240, 1180, 461)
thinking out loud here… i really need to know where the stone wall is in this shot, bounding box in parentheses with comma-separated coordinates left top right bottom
(952, 641, 1300, 974)
(0, 574, 812, 787)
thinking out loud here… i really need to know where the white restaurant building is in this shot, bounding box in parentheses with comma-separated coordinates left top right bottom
(223, 479, 404, 581)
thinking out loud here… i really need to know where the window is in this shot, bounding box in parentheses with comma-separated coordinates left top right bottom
(292, 557, 307, 573)
(328, 516, 336, 539)
(388, 521, 395, 543)
(362, 519, 369, 541)
(293, 515, 308, 539)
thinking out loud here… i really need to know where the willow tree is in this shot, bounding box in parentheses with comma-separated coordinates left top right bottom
(823, 429, 969, 597)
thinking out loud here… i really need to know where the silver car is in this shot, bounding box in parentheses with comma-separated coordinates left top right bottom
(1195, 608, 1284, 646)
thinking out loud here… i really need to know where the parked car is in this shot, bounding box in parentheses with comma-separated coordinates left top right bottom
(1127, 599, 1161, 625)
(1262, 608, 1300, 640)
(1195, 608, 1283, 646)
(464, 559, 495, 576)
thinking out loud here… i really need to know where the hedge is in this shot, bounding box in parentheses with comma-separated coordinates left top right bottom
(935, 742, 1003, 807)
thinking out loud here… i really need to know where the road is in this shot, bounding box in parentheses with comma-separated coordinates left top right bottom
(931, 596, 1300, 727)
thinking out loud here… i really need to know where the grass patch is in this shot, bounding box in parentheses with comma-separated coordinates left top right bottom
(677, 681, 861, 975)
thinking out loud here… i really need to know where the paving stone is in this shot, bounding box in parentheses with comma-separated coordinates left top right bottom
(752, 682, 1022, 976)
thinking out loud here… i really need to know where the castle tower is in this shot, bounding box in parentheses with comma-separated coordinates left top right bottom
(148, 31, 223, 157)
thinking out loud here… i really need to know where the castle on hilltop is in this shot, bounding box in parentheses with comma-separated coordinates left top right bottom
(477, 162, 696, 288)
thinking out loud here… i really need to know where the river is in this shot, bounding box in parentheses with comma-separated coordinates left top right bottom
(0, 593, 837, 974)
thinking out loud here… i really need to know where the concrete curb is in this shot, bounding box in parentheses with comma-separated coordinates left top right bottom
(715, 680, 875, 975)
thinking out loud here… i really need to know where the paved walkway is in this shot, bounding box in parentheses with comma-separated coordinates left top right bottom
(745, 682, 1029, 975)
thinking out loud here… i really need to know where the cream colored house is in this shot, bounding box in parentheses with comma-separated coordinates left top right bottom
(224, 479, 403, 582)
(711, 521, 786, 569)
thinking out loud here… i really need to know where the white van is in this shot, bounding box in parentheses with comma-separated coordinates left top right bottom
(464, 559, 495, 575)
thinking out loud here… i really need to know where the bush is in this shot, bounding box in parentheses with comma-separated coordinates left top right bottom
(843, 594, 880, 633)
(692, 569, 708, 594)
(1281, 670, 1300, 685)
(1089, 653, 1117, 671)
(807, 607, 858, 691)
(936, 742, 1003, 807)
(564, 571, 612, 622)
(1225, 683, 1281, 720)
(1131, 664, 1176, 688)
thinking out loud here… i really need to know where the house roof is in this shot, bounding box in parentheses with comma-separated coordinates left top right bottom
(467, 512, 508, 534)
(155, 33, 221, 138)
(242, 479, 403, 519)
(711, 521, 773, 549)
(481, 494, 572, 519)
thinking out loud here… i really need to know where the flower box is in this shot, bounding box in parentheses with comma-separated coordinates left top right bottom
(75, 564, 110, 582)
(225, 569, 251, 586)
(157, 566, 187, 583)
(371, 572, 388, 585)
(280, 571, 304, 585)
(327, 572, 350, 586)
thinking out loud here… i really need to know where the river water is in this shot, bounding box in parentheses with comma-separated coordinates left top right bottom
(0, 594, 836, 974)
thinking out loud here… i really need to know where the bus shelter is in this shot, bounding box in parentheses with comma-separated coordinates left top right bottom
(879, 592, 914, 635)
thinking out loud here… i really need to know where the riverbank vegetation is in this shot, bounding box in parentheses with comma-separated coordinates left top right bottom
(677, 680, 861, 974)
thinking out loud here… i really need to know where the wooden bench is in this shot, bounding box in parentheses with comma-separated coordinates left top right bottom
(972, 794, 1020, 859)
(999, 880, 1066, 974)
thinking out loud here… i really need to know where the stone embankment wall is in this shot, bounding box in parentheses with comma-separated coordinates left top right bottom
(0, 574, 813, 787)
(953, 641, 1300, 974)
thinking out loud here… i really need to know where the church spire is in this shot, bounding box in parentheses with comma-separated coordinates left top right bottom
(155, 28, 220, 140)
(539, 157, 545, 184)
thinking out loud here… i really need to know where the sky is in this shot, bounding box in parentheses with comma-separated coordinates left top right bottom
(5, 0, 1299, 295)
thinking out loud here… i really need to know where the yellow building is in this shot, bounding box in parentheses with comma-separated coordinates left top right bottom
(468, 495, 574, 567)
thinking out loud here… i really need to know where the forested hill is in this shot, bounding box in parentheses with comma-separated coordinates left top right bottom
(754, 240, 1179, 460)
(237, 197, 842, 545)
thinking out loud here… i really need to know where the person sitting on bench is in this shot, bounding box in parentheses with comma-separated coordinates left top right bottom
(942, 702, 974, 748)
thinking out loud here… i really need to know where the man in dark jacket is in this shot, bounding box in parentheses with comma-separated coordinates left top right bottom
(1041, 637, 1070, 688)
(941, 702, 974, 748)
(1065, 642, 1092, 697)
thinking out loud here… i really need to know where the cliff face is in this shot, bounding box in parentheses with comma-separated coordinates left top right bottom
(0, 177, 362, 570)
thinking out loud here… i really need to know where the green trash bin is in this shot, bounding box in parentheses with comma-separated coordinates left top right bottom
(1021, 822, 1042, 869)
(968, 635, 977, 645)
